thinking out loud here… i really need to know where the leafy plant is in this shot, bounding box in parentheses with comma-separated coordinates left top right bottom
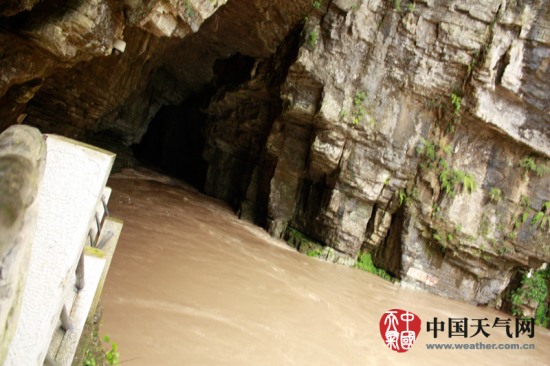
(355, 252, 392, 281)
(432, 224, 462, 249)
(462, 173, 477, 193)
(308, 30, 319, 47)
(306, 248, 323, 257)
(478, 214, 490, 238)
(83, 334, 120, 366)
(488, 187, 502, 203)
(496, 243, 508, 256)
(506, 231, 517, 240)
(431, 232, 450, 255)
(513, 195, 532, 230)
(394, 0, 402, 11)
(519, 157, 537, 173)
(531, 201, 550, 231)
(103, 335, 120, 366)
(510, 269, 549, 327)
(520, 195, 531, 209)
(435, 231, 454, 244)
(416, 138, 450, 170)
(355, 91, 366, 102)
(416, 138, 437, 163)
(184, 0, 195, 17)
(519, 157, 550, 178)
(426, 90, 464, 133)
(83, 349, 97, 366)
(431, 203, 442, 219)
(513, 211, 529, 230)
(352, 91, 368, 124)
(312, 0, 322, 9)
(398, 190, 407, 207)
(341, 91, 375, 126)
(450, 92, 462, 115)
(439, 168, 476, 198)
(416, 138, 476, 199)
(286, 227, 327, 257)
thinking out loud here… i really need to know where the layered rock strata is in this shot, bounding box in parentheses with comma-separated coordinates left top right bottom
(203, 0, 550, 307)
(0, 0, 548, 310)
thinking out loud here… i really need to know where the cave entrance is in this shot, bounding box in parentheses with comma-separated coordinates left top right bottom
(132, 96, 208, 190)
(132, 53, 258, 192)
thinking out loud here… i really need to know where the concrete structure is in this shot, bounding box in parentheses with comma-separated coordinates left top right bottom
(2, 132, 122, 365)
(0, 125, 46, 363)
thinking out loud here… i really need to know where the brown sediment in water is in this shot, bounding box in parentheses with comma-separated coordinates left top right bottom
(100, 170, 550, 366)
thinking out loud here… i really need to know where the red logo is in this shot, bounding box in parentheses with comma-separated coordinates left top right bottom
(379, 309, 421, 352)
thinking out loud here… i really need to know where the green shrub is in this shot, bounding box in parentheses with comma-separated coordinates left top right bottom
(184, 0, 195, 17)
(450, 92, 462, 115)
(510, 269, 549, 327)
(340, 91, 375, 126)
(355, 252, 392, 281)
(416, 138, 476, 199)
(463, 173, 477, 193)
(519, 157, 550, 178)
(83, 334, 120, 366)
(308, 30, 318, 47)
(520, 195, 531, 209)
(439, 168, 476, 198)
(394, 0, 401, 11)
(416, 138, 438, 163)
(352, 91, 368, 124)
(488, 187, 502, 203)
(531, 201, 550, 231)
(426, 90, 464, 133)
(307, 248, 323, 257)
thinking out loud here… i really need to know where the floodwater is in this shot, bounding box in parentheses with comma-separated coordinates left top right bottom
(100, 169, 550, 366)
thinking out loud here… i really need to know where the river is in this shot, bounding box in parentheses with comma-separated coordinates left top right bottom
(100, 169, 550, 366)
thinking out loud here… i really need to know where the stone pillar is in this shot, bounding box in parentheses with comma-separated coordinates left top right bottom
(0, 125, 46, 364)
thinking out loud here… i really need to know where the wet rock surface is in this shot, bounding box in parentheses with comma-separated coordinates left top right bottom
(0, 0, 548, 311)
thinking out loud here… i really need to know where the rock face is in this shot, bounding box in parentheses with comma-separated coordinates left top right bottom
(0, 0, 548, 312)
(205, 0, 550, 308)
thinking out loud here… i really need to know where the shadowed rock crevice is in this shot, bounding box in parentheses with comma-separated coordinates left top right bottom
(203, 25, 306, 213)
(372, 208, 403, 278)
(132, 97, 208, 190)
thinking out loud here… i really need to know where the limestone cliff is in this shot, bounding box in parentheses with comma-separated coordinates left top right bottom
(0, 0, 548, 317)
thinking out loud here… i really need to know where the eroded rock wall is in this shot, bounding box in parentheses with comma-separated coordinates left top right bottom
(0, 0, 311, 151)
(0, 0, 548, 309)
(203, 0, 550, 306)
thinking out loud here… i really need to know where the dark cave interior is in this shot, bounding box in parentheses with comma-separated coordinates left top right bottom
(132, 53, 258, 191)
(132, 99, 208, 189)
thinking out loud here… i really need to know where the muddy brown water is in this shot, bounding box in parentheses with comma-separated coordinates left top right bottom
(100, 170, 550, 366)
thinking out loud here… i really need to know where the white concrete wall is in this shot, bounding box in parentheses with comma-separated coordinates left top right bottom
(5, 135, 115, 366)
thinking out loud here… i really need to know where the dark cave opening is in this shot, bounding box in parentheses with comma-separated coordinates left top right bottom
(132, 53, 258, 191)
(132, 96, 208, 190)
(211, 53, 257, 90)
(372, 207, 403, 279)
